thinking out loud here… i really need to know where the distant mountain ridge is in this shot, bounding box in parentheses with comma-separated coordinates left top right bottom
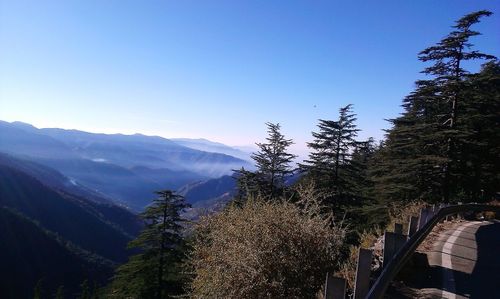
(171, 138, 253, 162)
(0, 120, 252, 210)
(4, 121, 249, 176)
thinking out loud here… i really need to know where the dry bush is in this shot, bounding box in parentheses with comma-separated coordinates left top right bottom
(188, 197, 345, 299)
(335, 228, 382, 292)
(293, 181, 331, 218)
(483, 200, 499, 220)
(358, 228, 382, 249)
(387, 200, 426, 233)
(488, 200, 500, 206)
(335, 245, 358, 291)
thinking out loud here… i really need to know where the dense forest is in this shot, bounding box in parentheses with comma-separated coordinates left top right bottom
(1, 10, 498, 299)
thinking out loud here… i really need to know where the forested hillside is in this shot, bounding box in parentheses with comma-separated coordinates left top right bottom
(371, 11, 500, 204)
(0, 208, 113, 298)
(0, 160, 143, 297)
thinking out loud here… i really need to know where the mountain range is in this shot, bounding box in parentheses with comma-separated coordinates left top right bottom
(0, 120, 257, 297)
(0, 120, 263, 297)
(0, 120, 253, 210)
(171, 138, 252, 161)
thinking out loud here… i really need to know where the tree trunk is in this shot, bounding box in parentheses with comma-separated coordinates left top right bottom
(156, 205, 168, 299)
(443, 45, 463, 202)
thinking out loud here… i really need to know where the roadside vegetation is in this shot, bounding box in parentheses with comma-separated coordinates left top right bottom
(189, 196, 345, 298)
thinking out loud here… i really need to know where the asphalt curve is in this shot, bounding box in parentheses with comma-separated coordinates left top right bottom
(409, 220, 500, 299)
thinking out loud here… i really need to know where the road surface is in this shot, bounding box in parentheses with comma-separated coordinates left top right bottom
(398, 220, 500, 298)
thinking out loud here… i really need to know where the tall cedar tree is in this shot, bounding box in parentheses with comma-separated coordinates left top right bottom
(418, 10, 496, 201)
(300, 104, 360, 207)
(252, 122, 297, 198)
(108, 190, 190, 299)
(371, 80, 447, 202)
(236, 123, 296, 200)
(372, 11, 496, 203)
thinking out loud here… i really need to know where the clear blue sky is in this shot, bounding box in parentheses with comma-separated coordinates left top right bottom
(1, 0, 499, 156)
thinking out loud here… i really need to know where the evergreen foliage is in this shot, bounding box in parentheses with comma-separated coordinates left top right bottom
(108, 190, 190, 299)
(419, 10, 496, 201)
(350, 137, 377, 200)
(455, 61, 500, 200)
(233, 166, 265, 205)
(79, 280, 91, 299)
(33, 279, 44, 299)
(235, 123, 296, 201)
(55, 287, 65, 299)
(372, 10, 497, 203)
(252, 122, 297, 198)
(300, 104, 361, 207)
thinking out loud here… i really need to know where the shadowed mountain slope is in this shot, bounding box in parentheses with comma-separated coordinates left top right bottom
(0, 208, 114, 299)
(0, 164, 136, 263)
(178, 175, 237, 204)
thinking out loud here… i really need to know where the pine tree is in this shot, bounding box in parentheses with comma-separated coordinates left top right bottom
(234, 123, 296, 202)
(251, 122, 297, 198)
(418, 10, 496, 200)
(108, 190, 190, 299)
(300, 104, 360, 207)
(371, 80, 446, 202)
(372, 11, 496, 203)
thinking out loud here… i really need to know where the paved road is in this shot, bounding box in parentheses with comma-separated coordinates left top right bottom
(416, 220, 500, 299)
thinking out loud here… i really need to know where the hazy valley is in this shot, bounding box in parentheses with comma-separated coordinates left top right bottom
(0, 120, 252, 211)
